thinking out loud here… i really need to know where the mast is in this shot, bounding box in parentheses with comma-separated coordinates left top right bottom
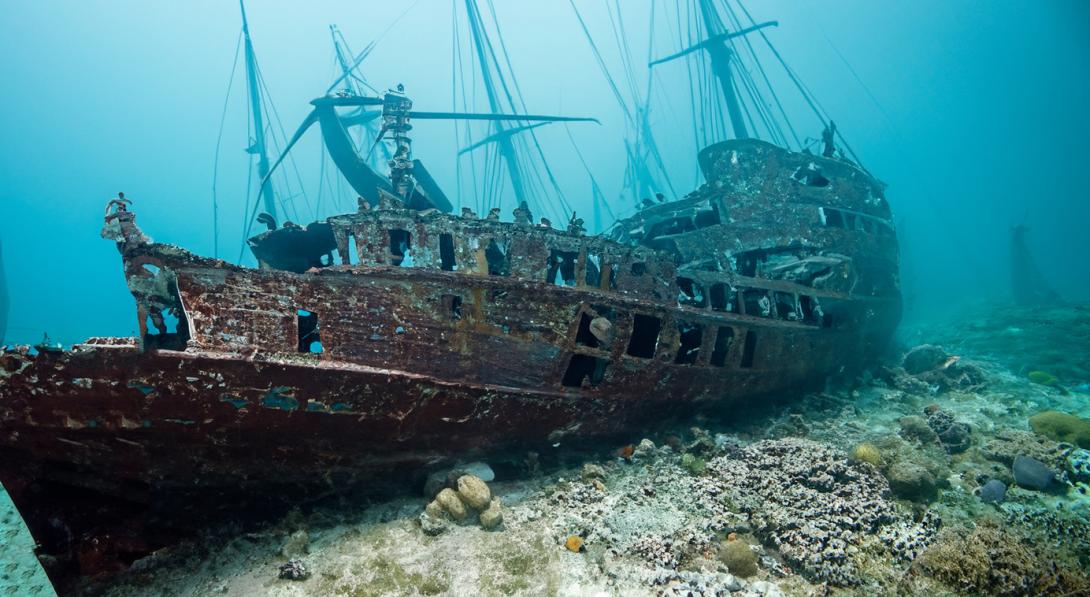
(240, 0, 276, 221)
(697, 0, 747, 139)
(463, 0, 528, 208)
(329, 25, 390, 171)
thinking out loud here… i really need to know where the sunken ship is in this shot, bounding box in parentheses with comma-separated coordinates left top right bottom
(0, 0, 899, 581)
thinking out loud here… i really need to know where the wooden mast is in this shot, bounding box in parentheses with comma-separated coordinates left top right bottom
(240, 0, 277, 221)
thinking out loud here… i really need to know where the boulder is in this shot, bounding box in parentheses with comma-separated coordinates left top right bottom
(886, 461, 938, 502)
(435, 488, 468, 520)
(456, 475, 492, 510)
(1012, 455, 1054, 491)
(479, 498, 503, 530)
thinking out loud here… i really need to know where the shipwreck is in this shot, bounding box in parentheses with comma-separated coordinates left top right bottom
(0, 0, 899, 583)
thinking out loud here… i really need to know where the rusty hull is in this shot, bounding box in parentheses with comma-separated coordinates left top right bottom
(0, 139, 900, 579)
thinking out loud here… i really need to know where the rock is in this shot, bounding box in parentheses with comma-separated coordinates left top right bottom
(1029, 411, 1090, 449)
(982, 428, 1069, 474)
(886, 461, 938, 502)
(1012, 455, 1055, 490)
(926, 408, 971, 454)
(435, 488, 468, 520)
(456, 475, 491, 510)
(423, 469, 457, 499)
(278, 558, 309, 581)
(479, 498, 503, 530)
(903, 345, 948, 374)
(899, 416, 939, 445)
(279, 529, 309, 558)
(750, 580, 784, 596)
(424, 499, 445, 520)
(423, 462, 495, 498)
(634, 438, 656, 458)
(979, 479, 1006, 504)
(850, 442, 882, 466)
(581, 463, 606, 481)
(463, 461, 495, 482)
(680, 452, 706, 475)
(719, 538, 758, 578)
(419, 512, 448, 536)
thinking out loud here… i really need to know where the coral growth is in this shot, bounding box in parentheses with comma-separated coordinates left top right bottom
(1030, 410, 1090, 449)
(708, 438, 901, 585)
(718, 538, 758, 578)
(915, 519, 1090, 596)
(850, 442, 882, 466)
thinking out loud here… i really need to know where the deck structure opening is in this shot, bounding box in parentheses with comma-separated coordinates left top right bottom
(345, 232, 358, 265)
(388, 229, 411, 266)
(485, 239, 508, 275)
(441, 294, 462, 320)
(297, 309, 322, 353)
(740, 330, 757, 368)
(710, 326, 734, 367)
(626, 314, 661, 358)
(547, 249, 578, 286)
(439, 233, 456, 271)
(561, 354, 608, 388)
(674, 321, 703, 365)
(677, 277, 707, 308)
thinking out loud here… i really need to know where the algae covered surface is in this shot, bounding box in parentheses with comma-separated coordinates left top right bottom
(73, 303, 1090, 595)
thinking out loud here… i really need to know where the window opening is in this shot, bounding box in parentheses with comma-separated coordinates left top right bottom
(547, 249, 578, 286)
(674, 321, 703, 365)
(710, 283, 734, 311)
(694, 207, 721, 228)
(297, 309, 322, 353)
(774, 292, 800, 321)
(485, 239, 509, 276)
(585, 253, 601, 287)
(800, 295, 822, 325)
(824, 208, 844, 228)
(626, 314, 661, 358)
(630, 262, 647, 276)
(562, 354, 609, 388)
(345, 232, 358, 265)
(740, 330, 757, 368)
(441, 294, 462, 320)
(647, 217, 696, 240)
(742, 289, 771, 317)
(791, 164, 830, 187)
(710, 326, 734, 367)
(388, 229, 411, 266)
(677, 277, 707, 308)
(439, 233, 456, 271)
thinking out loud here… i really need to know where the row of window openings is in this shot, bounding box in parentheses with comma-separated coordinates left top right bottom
(677, 278, 825, 325)
(563, 315, 756, 388)
(821, 207, 893, 236)
(367, 228, 636, 290)
(644, 207, 721, 242)
(297, 301, 756, 384)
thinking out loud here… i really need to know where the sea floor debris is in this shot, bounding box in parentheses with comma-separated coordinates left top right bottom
(55, 302, 1090, 595)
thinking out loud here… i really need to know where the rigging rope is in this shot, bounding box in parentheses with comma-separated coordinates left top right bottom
(211, 29, 244, 259)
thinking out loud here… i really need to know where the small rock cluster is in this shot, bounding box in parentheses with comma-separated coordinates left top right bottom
(707, 438, 901, 586)
(924, 406, 971, 454)
(900, 344, 987, 393)
(420, 474, 503, 535)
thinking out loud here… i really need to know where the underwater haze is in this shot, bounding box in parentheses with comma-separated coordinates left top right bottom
(0, 0, 1088, 345)
(5, 2, 1090, 596)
